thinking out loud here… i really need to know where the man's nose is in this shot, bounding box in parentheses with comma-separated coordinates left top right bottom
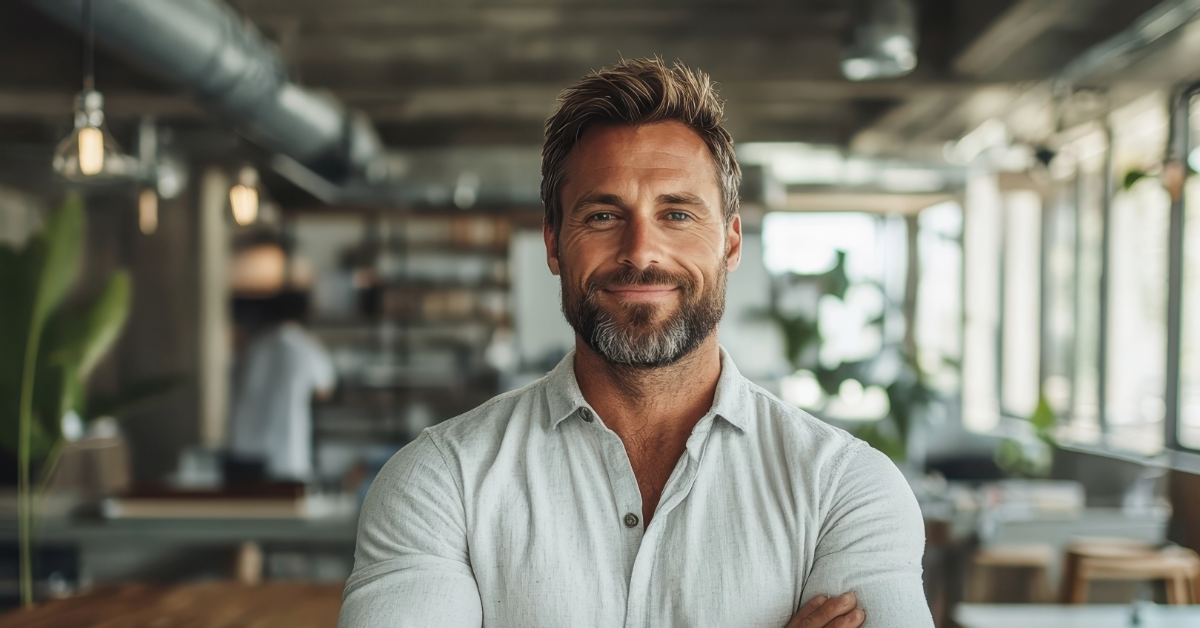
(617, 214, 663, 270)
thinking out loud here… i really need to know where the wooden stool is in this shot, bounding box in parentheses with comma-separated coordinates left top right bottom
(1060, 538, 1200, 604)
(968, 544, 1054, 603)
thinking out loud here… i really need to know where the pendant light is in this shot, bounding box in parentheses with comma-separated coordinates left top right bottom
(52, 0, 131, 181)
(230, 166, 260, 226)
(841, 0, 918, 82)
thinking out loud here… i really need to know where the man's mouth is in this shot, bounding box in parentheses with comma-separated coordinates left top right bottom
(601, 284, 679, 301)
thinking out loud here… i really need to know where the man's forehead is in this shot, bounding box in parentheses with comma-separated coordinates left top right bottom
(563, 121, 721, 204)
(573, 120, 710, 160)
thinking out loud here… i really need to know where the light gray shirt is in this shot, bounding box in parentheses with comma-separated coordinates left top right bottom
(229, 323, 335, 480)
(340, 348, 931, 628)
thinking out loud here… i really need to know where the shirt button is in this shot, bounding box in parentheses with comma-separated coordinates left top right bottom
(579, 408, 594, 423)
(624, 512, 640, 528)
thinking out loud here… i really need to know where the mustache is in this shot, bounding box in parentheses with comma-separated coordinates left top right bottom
(586, 265, 697, 295)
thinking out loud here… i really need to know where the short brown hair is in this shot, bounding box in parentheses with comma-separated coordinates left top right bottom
(540, 57, 741, 232)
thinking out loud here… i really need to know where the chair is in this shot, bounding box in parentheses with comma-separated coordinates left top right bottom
(1060, 537, 1200, 604)
(968, 544, 1054, 603)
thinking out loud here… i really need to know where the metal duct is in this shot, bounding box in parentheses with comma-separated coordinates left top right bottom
(27, 0, 381, 183)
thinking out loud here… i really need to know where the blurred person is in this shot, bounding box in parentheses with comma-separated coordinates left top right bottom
(229, 244, 334, 483)
(340, 58, 929, 628)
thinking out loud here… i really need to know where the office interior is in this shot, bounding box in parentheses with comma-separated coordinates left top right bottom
(3, 0, 1200, 626)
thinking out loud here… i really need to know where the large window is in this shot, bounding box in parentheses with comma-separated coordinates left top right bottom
(1104, 95, 1172, 455)
(966, 90, 1200, 464)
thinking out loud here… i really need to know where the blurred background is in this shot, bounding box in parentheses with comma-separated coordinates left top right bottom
(3, 0, 1200, 626)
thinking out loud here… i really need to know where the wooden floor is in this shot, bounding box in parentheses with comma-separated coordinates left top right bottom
(0, 582, 343, 628)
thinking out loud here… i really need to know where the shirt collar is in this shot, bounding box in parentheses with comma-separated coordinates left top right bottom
(545, 346, 750, 433)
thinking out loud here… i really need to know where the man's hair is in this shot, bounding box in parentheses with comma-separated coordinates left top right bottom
(540, 57, 741, 233)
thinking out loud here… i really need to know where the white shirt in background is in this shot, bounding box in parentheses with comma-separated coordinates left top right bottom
(340, 348, 931, 628)
(230, 322, 335, 481)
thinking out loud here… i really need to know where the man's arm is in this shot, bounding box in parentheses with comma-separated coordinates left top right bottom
(338, 432, 483, 628)
(799, 443, 932, 628)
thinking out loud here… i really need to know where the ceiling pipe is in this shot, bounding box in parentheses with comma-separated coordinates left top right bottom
(26, 0, 381, 184)
(1054, 0, 1200, 93)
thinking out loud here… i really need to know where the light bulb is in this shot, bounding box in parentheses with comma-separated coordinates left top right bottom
(53, 90, 132, 181)
(139, 188, 158, 235)
(78, 126, 105, 175)
(230, 184, 258, 225)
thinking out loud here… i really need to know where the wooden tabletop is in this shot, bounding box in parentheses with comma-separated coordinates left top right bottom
(956, 603, 1200, 628)
(0, 582, 344, 628)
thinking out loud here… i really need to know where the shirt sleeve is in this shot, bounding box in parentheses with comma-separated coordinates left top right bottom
(338, 431, 483, 628)
(800, 442, 933, 628)
(303, 332, 337, 392)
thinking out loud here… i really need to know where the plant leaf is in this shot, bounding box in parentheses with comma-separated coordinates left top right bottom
(32, 194, 84, 324)
(63, 270, 132, 379)
(1030, 392, 1057, 443)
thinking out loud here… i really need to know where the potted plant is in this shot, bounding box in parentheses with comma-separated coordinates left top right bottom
(0, 195, 171, 607)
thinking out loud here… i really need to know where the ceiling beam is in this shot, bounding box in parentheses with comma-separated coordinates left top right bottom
(0, 91, 201, 118)
(953, 0, 1080, 78)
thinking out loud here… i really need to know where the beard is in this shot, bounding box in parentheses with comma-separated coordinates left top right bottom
(561, 261, 727, 368)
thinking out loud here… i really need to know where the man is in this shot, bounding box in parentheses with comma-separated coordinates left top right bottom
(339, 58, 931, 628)
(229, 286, 335, 482)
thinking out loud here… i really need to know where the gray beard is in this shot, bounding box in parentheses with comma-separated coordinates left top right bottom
(590, 303, 695, 367)
(562, 265, 726, 368)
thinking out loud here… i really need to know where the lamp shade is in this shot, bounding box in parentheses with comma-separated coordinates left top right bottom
(52, 90, 133, 182)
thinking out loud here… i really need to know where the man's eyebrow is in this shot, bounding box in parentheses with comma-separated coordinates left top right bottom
(572, 193, 626, 211)
(657, 192, 709, 208)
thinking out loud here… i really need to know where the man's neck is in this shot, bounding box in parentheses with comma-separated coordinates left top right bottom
(572, 334, 722, 440)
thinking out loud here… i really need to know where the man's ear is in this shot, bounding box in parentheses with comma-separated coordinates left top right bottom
(725, 213, 743, 272)
(543, 219, 561, 276)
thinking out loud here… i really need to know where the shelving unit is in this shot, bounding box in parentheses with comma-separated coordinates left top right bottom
(280, 208, 538, 450)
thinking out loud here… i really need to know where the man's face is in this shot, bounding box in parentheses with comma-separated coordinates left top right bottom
(544, 121, 742, 367)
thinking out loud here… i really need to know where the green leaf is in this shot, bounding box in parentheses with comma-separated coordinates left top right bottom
(31, 194, 84, 324)
(53, 270, 132, 379)
(820, 251, 849, 301)
(1030, 392, 1057, 444)
(1121, 169, 1149, 191)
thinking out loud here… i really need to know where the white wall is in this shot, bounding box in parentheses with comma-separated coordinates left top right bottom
(511, 229, 575, 366)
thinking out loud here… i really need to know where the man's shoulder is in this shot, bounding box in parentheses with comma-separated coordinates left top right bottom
(424, 372, 554, 450)
(735, 379, 890, 491)
(744, 381, 859, 447)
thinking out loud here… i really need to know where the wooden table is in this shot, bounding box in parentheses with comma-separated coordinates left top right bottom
(0, 582, 343, 627)
(956, 603, 1200, 627)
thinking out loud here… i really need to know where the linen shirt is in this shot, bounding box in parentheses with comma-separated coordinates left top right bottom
(340, 348, 931, 628)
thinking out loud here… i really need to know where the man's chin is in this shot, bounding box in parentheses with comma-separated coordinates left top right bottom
(595, 300, 677, 327)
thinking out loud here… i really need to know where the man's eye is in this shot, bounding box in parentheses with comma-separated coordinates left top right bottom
(666, 211, 691, 221)
(589, 212, 615, 222)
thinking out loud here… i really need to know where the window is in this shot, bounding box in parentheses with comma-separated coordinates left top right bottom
(963, 90, 1200, 465)
(1178, 95, 1200, 450)
(915, 202, 963, 394)
(962, 172, 1003, 432)
(1104, 94, 1170, 455)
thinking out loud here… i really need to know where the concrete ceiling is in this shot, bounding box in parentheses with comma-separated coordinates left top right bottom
(0, 0, 1177, 158)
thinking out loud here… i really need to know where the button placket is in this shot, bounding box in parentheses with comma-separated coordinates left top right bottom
(622, 415, 719, 628)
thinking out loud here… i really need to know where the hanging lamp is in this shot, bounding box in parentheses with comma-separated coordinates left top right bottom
(52, 0, 132, 181)
(230, 166, 260, 226)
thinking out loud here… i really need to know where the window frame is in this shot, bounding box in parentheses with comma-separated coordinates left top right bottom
(1037, 83, 1200, 468)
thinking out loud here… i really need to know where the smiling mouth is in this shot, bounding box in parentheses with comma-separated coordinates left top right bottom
(602, 285, 679, 301)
